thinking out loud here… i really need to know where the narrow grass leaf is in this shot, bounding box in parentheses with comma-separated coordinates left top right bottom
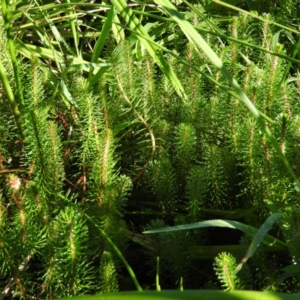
(65, 0, 80, 57)
(0, 59, 23, 138)
(68, 62, 115, 72)
(84, 214, 143, 292)
(1, 0, 25, 109)
(102, 0, 125, 45)
(111, 0, 186, 99)
(91, 6, 114, 64)
(59, 80, 78, 109)
(143, 218, 287, 249)
(235, 213, 283, 273)
(208, 0, 300, 35)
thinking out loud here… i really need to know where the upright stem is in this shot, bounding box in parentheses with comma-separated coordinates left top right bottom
(1, 0, 24, 139)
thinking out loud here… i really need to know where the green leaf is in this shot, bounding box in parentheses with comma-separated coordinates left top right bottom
(90, 7, 114, 65)
(84, 214, 142, 292)
(56, 290, 300, 300)
(0, 58, 23, 138)
(282, 264, 300, 274)
(110, 0, 186, 99)
(59, 80, 78, 109)
(143, 217, 287, 250)
(67, 62, 115, 72)
(235, 213, 283, 273)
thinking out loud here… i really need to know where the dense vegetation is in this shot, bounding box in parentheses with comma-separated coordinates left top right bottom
(1, 0, 300, 299)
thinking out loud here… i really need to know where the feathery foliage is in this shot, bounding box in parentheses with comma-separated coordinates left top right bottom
(1, 0, 300, 298)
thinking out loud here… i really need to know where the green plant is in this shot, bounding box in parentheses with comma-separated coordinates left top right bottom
(0, 14, 132, 298)
(57, 290, 300, 300)
(1, 0, 300, 298)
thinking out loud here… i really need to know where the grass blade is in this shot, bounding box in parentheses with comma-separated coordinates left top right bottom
(143, 217, 287, 249)
(0, 59, 23, 138)
(111, 0, 186, 99)
(90, 7, 115, 64)
(84, 214, 143, 292)
(235, 213, 283, 273)
(1, 0, 25, 110)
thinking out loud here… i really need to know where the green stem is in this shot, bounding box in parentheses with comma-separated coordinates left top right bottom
(84, 214, 143, 292)
(1, 0, 25, 109)
(0, 59, 24, 139)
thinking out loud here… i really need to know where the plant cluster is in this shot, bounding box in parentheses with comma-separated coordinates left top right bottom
(0, 0, 300, 299)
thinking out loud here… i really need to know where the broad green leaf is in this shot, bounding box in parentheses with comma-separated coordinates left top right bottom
(17, 43, 108, 73)
(1, 0, 25, 109)
(57, 290, 300, 300)
(278, 264, 300, 285)
(204, 0, 247, 11)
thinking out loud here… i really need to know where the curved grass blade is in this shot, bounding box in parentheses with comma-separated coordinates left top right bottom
(84, 214, 142, 292)
(143, 217, 287, 250)
(235, 213, 283, 273)
(110, 0, 186, 99)
(208, 0, 300, 35)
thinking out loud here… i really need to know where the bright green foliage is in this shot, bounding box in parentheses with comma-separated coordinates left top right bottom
(214, 252, 240, 291)
(137, 8, 300, 291)
(1, 0, 300, 298)
(0, 27, 131, 300)
(57, 290, 300, 300)
(99, 251, 119, 293)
